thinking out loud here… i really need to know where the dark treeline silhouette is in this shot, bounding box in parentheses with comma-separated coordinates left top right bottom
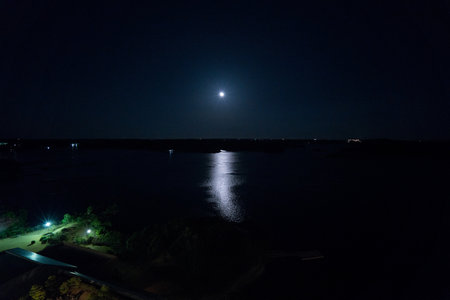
(1, 138, 450, 157)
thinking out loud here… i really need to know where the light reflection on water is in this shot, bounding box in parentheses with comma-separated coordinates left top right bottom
(206, 150, 243, 222)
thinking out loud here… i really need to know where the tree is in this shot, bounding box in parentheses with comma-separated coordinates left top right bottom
(29, 284, 46, 300)
(97, 284, 111, 298)
(44, 274, 59, 297)
(103, 203, 119, 216)
(61, 213, 73, 224)
(100, 285, 109, 293)
(86, 206, 93, 215)
(67, 276, 82, 288)
(59, 281, 69, 295)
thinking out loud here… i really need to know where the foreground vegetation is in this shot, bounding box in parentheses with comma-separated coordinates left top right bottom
(23, 274, 121, 300)
(0, 205, 122, 254)
(0, 209, 32, 239)
(1, 206, 266, 297)
(40, 206, 122, 254)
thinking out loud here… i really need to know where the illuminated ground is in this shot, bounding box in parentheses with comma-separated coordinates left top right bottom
(0, 223, 75, 253)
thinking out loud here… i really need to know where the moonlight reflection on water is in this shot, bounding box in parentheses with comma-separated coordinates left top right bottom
(207, 150, 243, 222)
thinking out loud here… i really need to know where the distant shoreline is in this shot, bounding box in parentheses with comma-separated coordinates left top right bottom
(1, 138, 450, 156)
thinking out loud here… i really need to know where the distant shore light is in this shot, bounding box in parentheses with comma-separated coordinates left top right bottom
(347, 138, 362, 143)
(219, 91, 225, 98)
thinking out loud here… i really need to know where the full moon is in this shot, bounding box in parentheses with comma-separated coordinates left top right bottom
(219, 91, 225, 98)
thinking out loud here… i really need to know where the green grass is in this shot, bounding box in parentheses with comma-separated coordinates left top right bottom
(0, 223, 76, 253)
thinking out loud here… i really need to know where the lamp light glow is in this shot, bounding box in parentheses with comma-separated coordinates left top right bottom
(44, 222, 52, 227)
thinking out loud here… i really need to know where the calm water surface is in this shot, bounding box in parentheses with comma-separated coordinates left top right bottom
(2, 145, 448, 231)
(0, 146, 348, 227)
(2, 146, 450, 298)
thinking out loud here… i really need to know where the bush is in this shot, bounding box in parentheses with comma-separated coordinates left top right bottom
(46, 232, 67, 245)
(39, 232, 54, 244)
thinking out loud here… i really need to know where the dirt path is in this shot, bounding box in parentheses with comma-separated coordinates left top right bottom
(0, 223, 76, 252)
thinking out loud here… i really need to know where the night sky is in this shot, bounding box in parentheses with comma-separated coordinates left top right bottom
(1, 1, 449, 139)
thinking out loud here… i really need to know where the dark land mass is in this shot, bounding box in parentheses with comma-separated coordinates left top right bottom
(1, 138, 450, 156)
